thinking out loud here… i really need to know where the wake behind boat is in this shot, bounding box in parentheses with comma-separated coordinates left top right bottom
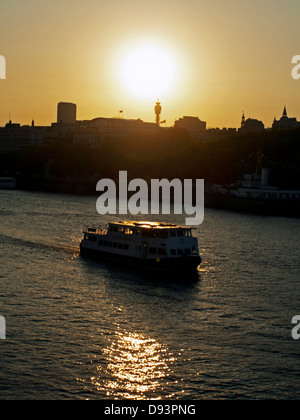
(80, 221, 201, 273)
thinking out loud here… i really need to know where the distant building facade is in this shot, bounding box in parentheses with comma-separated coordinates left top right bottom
(0, 115, 162, 152)
(174, 116, 206, 139)
(206, 127, 237, 136)
(73, 117, 161, 145)
(239, 113, 264, 133)
(272, 107, 300, 130)
(0, 120, 54, 152)
(57, 102, 77, 124)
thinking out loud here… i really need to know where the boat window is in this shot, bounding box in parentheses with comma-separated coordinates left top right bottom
(177, 231, 184, 237)
(185, 230, 192, 237)
(104, 241, 108, 247)
(169, 231, 176, 237)
(109, 241, 113, 247)
(158, 248, 167, 256)
(118, 226, 125, 233)
(149, 247, 157, 254)
(170, 249, 176, 256)
(118, 243, 123, 249)
(124, 244, 129, 251)
(87, 235, 97, 242)
(135, 246, 141, 253)
(177, 249, 183, 255)
(125, 227, 133, 235)
(143, 229, 159, 238)
(154, 230, 168, 238)
(142, 229, 151, 238)
(99, 240, 103, 245)
(192, 246, 197, 255)
(113, 242, 118, 248)
(184, 249, 191, 255)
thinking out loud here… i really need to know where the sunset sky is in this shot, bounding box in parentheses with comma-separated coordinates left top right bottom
(1, 0, 300, 128)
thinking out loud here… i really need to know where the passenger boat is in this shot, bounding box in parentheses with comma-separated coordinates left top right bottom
(0, 177, 16, 190)
(80, 221, 201, 272)
(205, 168, 300, 218)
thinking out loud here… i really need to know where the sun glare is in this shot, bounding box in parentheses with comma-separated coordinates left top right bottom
(120, 45, 178, 100)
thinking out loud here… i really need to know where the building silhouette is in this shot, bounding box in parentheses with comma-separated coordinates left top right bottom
(174, 116, 206, 139)
(74, 117, 160, 146)
(0, 102, 165, 151)
(272, 107, 300, 130)
(10, 101, 300, 152)
(239, 112, 264, 133)
(0, 120, 53, 152)
(57, 102, 77, 124)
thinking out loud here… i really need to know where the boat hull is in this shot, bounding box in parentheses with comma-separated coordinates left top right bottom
(205, 192, 300, 218)
(0, 179, 16, 190)
(80, 243, 201, 273)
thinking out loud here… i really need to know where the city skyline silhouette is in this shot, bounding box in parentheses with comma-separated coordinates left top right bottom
(1, 0, 300, 128)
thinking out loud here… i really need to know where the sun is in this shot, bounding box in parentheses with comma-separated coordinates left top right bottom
(120, 44, 178, 100)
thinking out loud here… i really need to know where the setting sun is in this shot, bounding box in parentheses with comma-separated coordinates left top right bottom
(120, 44, 178, 100)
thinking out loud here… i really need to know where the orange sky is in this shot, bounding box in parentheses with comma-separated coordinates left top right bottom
(1, 0, 300, 128)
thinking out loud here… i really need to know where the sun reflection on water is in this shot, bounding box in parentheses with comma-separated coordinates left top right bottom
(91, 330, 175, 399)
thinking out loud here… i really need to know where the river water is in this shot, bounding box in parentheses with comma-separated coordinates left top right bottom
(0, 190, 300, 400)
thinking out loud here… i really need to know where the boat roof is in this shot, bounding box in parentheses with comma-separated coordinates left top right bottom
(109, 221, 190, 229)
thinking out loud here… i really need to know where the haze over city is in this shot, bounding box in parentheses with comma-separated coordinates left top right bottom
(1, 0, 300, 129)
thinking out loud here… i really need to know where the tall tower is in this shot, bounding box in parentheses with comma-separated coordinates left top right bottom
(155, 100, 162, 126)
(241, 112, 245, 127)
(57, 102, 77, 124)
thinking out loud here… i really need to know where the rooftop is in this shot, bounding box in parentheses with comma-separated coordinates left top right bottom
(111, 221, 184, 229)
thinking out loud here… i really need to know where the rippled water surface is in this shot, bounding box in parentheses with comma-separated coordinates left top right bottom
(1, 190, 300, 399)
